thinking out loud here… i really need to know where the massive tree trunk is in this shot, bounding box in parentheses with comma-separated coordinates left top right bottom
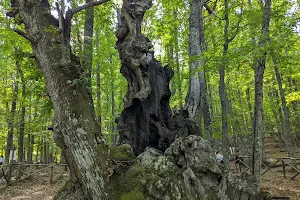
(252, 0, 271, 195)
(9, 1, 257, 200)
(185, 0, 212, 140)
(115, 0, 173, 154)
(116, 0, 201, 155)
(9, 1, 108, 199)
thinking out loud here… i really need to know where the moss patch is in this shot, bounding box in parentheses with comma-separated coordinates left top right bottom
(107, 163, 148, 200)
(121, 190, 145, 200)
(110, 144, 135, 161)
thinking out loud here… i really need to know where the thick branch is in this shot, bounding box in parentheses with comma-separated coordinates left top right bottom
(14, 29, 31, 42)
(71, 0, 110, 17)
(64, 0, 110, 40)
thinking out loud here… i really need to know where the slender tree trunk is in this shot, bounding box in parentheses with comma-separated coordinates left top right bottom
(109, 54, 117, 145)
(27, 97, 38, 164)
(200, 71, 212, 140)
(288, 77, 300, 142)
(95, 32, 102, 133)
(184, 0, 203, 119)
(219, 0, 230, 169)
(237, 81, 248, 132)
(82, 0, 95, 88)
(246, 87, 253, 128)
(17, 62, 26, 178)
(173, 15, 183, 108)
(273, 89, 285, 146)
(252, 0, 271, 195)
(207, 74, 215, 121)
(5, 69, 18, 163)
(272, 57, 295, 157)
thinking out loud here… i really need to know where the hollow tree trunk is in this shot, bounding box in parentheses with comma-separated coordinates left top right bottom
(9, 1, 108, 199)
(116, 0, 201, 155)
(115, 0, 173, 155)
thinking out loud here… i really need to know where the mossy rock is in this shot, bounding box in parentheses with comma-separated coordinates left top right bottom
(107, 163, 148, 200)
(110, 144, 135, 161)
(121, 190, 145, 200)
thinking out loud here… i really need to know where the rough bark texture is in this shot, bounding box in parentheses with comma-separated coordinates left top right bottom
(9, 1, 108, 199)
(116, 0, 201, 155)
(185, 0, 212, 140)
(184, 0, 203, 120)
(252, 0, 271, 195)
(9, 1, 258, 200)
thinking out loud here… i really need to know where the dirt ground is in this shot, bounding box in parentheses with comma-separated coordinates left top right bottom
(0, 165, 68, 200)
(260, 137, 300, 200)
(0, 137, 300, 200)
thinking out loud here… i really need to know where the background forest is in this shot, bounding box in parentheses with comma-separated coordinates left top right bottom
(0, 0, 299, 165)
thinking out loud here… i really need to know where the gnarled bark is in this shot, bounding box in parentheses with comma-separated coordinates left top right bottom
(8, 1, 108, 199)
(116, 0, 202, 155)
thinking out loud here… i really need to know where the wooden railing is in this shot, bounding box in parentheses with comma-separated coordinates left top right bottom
(0, 163, 68, 187)
(229, 156, 300, 180)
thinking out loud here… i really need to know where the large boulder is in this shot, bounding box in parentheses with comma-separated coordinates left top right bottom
(107, 135, 259, 200)
(138, 135, 222, 200)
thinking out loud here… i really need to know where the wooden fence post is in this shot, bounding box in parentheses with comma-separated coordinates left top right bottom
(281, 159, 286, 179)
(50, 165, 54, 184)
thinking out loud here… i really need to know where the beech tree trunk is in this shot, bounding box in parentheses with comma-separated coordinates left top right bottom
(9, 1, 108, 199)
(252, 0, 271, 195)
(272, 56, 295, 157)
(184, 0, 203, 120)
(288, 77, 300, 142)
(185, 0, 212, 140)
(17, 62, 26, 178)
(95, 32, 102, 133)
(83, 0, 95, 89)
(5, 69, 18, 163)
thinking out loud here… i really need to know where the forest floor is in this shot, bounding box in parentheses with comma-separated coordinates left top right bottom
(0, 165, 68, 200)
(260, 137, 300, 200)
(0, 137, 300, 200)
